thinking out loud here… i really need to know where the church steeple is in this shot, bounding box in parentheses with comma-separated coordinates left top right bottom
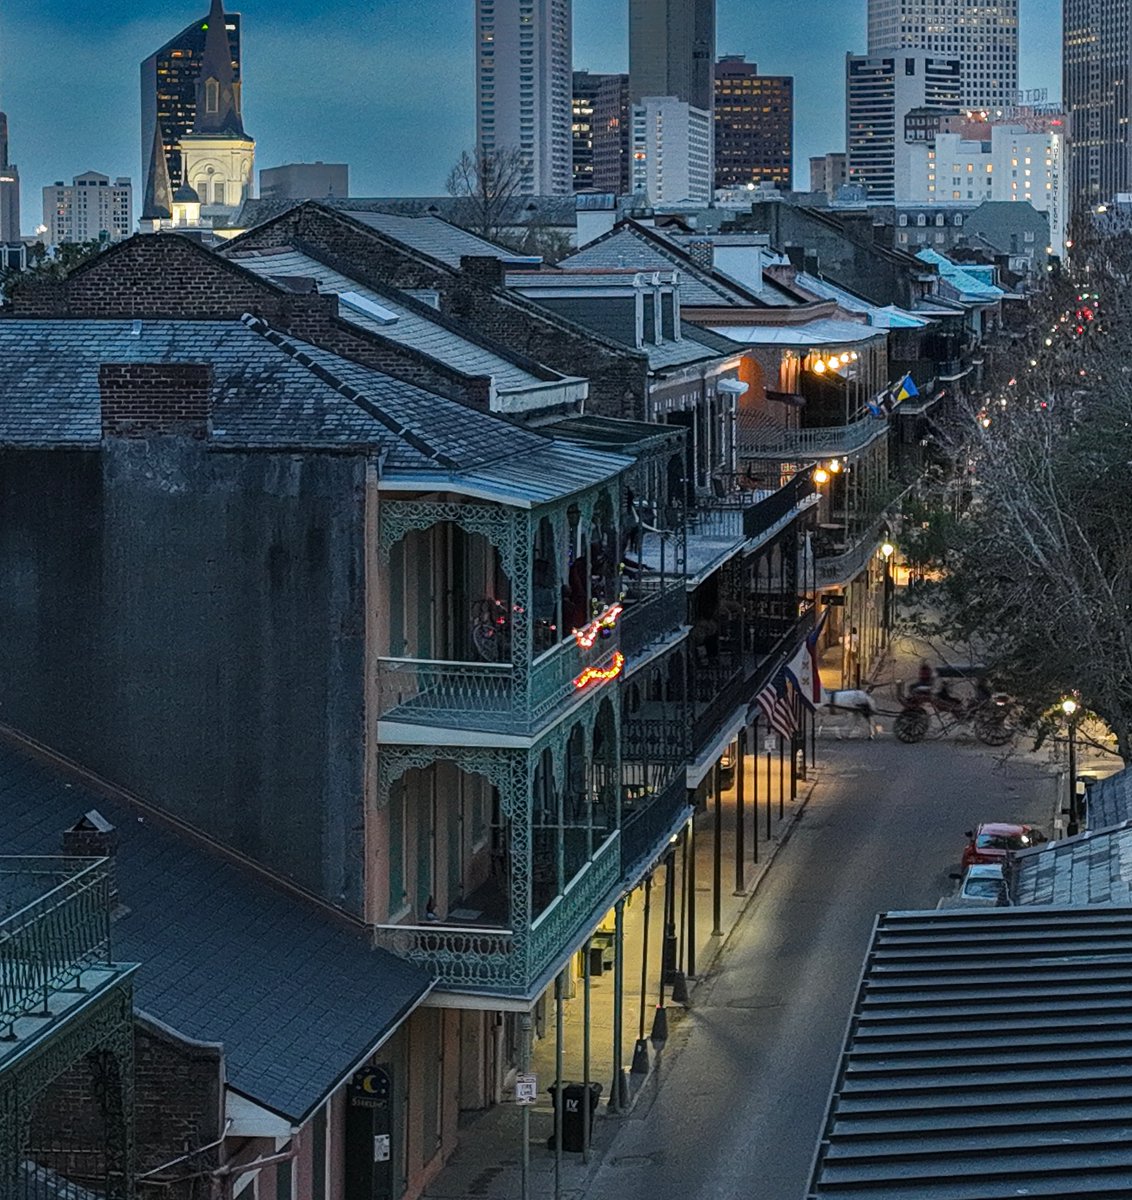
(141, 119, 173, 221)
(193, 0, 245, 138)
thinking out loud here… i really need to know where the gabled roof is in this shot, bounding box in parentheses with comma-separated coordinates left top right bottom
(344, 212, 515, 268)
(791, 272, 931, 328)
(0, 734, 431, 1123)
(809, 905, 1132, 1199)
(1013, 820, 1132, 905)
(560, 224, 761, 307)
(0, 318, 541, 471)
(225, 245, 585, 401)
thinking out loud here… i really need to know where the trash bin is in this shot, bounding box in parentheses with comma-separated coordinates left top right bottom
(546, 1081, 603, 1152)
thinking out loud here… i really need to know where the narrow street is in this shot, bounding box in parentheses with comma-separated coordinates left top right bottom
(585, 731, 1058, 1200)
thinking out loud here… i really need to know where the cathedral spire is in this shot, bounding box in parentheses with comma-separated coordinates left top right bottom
(192, 0, 245, 138)
(142, 119, 173, 221)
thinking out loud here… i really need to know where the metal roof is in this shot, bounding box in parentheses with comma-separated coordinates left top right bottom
(808, 905, 1132, 1199)
(793, 273, 932, 328)
(916, 248, 1006, 303)
(707, 319, 887, 347)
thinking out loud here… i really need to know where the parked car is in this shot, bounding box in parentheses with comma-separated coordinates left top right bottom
(961, 822, 1047, 869)
(938, 862, 1010, 908)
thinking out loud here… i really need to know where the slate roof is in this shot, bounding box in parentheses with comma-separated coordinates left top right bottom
(791, 272, 931, 328)
(1086, 764, 1132, 829)
(1012, 820, 1132, 905)
(560, 226, 756, 307)
(0, 736, 432, 1122)
(808, 905, 1132, 1199)
(0, 318, 549, 472)
(344, 212, 515, 268)
(226, 246, 584, 399)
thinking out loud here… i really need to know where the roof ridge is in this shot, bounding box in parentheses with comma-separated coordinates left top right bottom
(239, 314, 461, 470)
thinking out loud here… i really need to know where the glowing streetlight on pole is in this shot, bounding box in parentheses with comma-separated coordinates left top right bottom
(1061, 697, 1080, 834)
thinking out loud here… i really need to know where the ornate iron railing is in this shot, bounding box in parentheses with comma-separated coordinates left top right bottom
(624, 715, 691, 765)
(0, 858, 111, 1038)
(814, 520, 885, 589)
(620, 774, 691, 880)
(377, 638, 622, 735)
(739, 413, 889, 460)
(620, 586, 687, 661)
(368, 924, 519, 990)
(528, 833, 621, 984)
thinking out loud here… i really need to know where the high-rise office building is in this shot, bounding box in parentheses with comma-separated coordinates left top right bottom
(476, 0, 573, 196)
(631, 96, 713, 204)
(1064, 0, 1132, 211)
(846, 50, 961, 202)
(867, 0, 1018, 112)
(714, 55, 793, 190)
(42, 173, 133, 246)
(810, 152, 847, 198)
(0, 113, 20, 241)
(629, 0, 716, 112)
(260, 162, 349, 200)
(573, 71, 631, 194)
(177, 0, 254, 221)
(140, 2, 241, 192)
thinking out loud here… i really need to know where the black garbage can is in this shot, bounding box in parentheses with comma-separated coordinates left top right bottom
(546, 1081, 603, 1151)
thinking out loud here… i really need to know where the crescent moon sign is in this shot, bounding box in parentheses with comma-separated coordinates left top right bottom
(361, 1074, 378, 1094)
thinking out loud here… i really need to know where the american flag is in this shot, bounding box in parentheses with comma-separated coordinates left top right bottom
(755, 674, 797, 741)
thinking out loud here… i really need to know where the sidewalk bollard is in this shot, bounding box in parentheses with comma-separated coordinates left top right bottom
(670, 970, 689, 1006)
(650, 1005, 668, 1047)
(630, 1037, 651, 1075)
(609, 1068, 630, 1110)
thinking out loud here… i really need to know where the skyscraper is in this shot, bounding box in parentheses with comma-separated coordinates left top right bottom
(476, 0, 573, 196)
(140, 3, 241, 191)
(43, 173, 134, 246)
(573, 71, 631, 194)
(0, 113, 20, 241)
(846, 50, 961, 201)
(629, 0, 716, 112)
(867, 0, 1018, 112)
(1064, 0, 1132, 211)
(714, 55, 793, 190)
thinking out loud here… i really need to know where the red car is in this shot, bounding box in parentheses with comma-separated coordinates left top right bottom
(961, 822, 1048, 869)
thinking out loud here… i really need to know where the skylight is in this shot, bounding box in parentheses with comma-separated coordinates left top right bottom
(338, 290, 400, 326)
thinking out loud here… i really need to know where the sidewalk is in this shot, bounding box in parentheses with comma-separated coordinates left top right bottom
(424, 742, 823, 1200)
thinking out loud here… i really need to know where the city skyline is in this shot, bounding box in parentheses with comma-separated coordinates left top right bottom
(0, 0, 1061, 230)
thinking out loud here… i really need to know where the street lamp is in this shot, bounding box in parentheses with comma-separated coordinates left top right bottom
(881, 542, 895, 637)
(1061, 697, 1080, 834)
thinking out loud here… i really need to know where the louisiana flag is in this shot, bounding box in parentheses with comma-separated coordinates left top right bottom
(784, 607, 828, 710)
(896, 374, 919, 402)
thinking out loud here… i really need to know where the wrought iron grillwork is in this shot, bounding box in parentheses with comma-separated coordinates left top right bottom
(620, 774, 692, 881)
(0, 858, 111, 1038)
(738, 412, 889, 460)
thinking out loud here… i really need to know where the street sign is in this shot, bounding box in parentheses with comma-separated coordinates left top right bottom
(821, 593, 845, 606)
(763, 736, 777, 754)
(515, 1073, 538, 1105)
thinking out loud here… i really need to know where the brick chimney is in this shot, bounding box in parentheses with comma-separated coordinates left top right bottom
(99, 361, 212, 438)
(460, 255, 506, 287)
(63, 810, 119, 908)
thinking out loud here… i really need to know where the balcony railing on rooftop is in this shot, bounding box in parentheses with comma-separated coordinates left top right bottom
(0, 857, 112, 1039)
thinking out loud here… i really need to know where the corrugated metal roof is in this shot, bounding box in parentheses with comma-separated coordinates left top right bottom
(1087, 765, 1132, 830)
(808, 905, 1132, 1199)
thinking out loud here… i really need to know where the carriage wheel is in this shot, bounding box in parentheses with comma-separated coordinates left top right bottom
(894, 709, 929, 743)
(974, 711, 1014, 747)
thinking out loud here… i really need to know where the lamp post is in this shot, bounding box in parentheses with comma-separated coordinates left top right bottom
(880, 541, 895, 639)
(1061, 697, 1079, 834)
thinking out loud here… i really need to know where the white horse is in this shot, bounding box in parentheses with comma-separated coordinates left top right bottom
(818, 687, 879, 739)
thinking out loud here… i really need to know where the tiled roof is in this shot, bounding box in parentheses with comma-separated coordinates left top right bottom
(0, 737, 431, 1122)
(226, 247, 581, 398)
(1086, 765, 1132, 830)
(1013, 820, 1132, 904)
(0, 319, 549, 472)
(560, 227, 752, 307)
(809, 905, 1132, 1199)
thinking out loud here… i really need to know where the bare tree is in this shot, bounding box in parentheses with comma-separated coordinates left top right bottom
(912, 223, 1132, 756)
(446, 146, 528, 246)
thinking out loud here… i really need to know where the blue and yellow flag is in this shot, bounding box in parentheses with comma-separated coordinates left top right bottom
(896, 374, 919, 401)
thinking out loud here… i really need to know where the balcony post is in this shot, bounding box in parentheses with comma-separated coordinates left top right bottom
(686, 805, 697, 977)
(752, 716, 760, 865)
(519, 1010, 533, 1199)
(610, 896, 627, 1111)
(712, 762, 722, 937)
(735, 727, 746, 893)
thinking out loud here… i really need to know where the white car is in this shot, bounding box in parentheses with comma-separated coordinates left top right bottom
(937, 862, 1009, 909)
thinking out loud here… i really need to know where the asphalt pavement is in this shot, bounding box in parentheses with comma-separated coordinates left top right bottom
(582, 732, 1058, 1200)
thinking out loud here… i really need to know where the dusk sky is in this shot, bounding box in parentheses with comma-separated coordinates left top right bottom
(1, 0, 1061, 230)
